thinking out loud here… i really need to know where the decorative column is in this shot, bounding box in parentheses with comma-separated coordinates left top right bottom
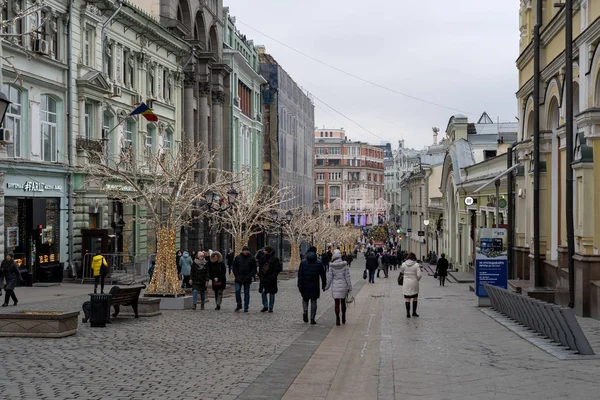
(183, 72, 196, 146)
(211, 89, 226, 170)
(198, 81, 210, 157)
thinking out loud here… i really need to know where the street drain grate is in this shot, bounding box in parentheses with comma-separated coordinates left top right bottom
(424, 297, 443, 300)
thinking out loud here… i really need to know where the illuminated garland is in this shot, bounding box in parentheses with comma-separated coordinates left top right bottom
(146, 227, 184, 296)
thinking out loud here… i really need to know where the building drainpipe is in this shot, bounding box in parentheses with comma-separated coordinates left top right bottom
(565, 0, 575, 309)
(101, 1, 124, 75)
(507, 144, 514, 280)
(67, 0, 74, 275)
(533, 0, 542, 287)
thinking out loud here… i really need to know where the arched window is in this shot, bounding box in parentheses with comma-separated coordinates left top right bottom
(162, 129, 172, 151)
(2, 84, 22, 158)
(40, 95, 57, 162)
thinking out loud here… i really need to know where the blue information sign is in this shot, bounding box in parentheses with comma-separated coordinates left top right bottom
(475, 228, 508, 297)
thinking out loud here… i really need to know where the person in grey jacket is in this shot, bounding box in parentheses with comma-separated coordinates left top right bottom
(179, 251, 192, 288)
(325, 249, 352, 326)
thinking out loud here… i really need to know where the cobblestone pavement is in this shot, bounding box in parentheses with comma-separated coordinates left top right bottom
(0, 262, 367, 400)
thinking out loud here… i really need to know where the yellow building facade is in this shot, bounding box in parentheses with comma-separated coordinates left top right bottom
(516, 0, 600, 317)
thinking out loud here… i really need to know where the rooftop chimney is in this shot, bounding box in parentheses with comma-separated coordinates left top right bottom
(432, 127, 440, 145)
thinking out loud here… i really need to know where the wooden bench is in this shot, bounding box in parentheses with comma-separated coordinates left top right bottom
(82, 285, 145, 323)
(108, 285, 145, 319)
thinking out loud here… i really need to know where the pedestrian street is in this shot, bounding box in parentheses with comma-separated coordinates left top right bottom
(3, 259, 600, 400)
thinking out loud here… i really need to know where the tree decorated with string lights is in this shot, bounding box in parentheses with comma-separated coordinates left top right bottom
(80, 141, 233, 296)
(278, 208, 326, 271)
(212, 179, 292, 256)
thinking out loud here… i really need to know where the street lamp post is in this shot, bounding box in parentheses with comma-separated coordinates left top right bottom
(206, 187, 238, 250)
(423, 219, 430, 262)
(270, 209, 293, 260)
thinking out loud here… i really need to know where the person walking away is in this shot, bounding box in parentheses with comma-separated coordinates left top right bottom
(226, 249, 234, 276)
(1, 252, 23, 306)
(400, 252, 423, 318)
(346, 252, 353, 268)
(233, 246, 256, 312)
(91, 250, 109, 294)
(365, 251, 379, 284)
(208, 251, 227, 310)
(297, 246, 327, 324)
(179, 251, 192, 288)
(321, 251, 330, 273)
(255, 247, 265, 270)
(190, 252, 209, 310)
(148, 260, 156, 283)
(390, 252, 398, 271)
(435, 253, 449, 286)
(258, 246, 281, 312)
(381, 251, 390, 278)
(325, 250, 352, 326)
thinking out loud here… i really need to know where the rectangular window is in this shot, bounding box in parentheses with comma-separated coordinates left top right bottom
(84, 103, 93, 138)
(40, 96, 57, 162)
(163, 131, 171, 151)
(146, 132, 153, 158)
(329, 147, 341, 155)
(3, 84, 22, 158)
(84, 28, 93, 67)
(316, 173, 324, 180)
(316, 159, 324, 166)
(316, 147, 325, 155)
(317, 186, 324, 197)
(330, 186, 340, 198)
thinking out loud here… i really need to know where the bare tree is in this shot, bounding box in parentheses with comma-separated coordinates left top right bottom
(79, 141, 232, 296)
(212, 178, 292, 256)
(280, 209, 328, 271)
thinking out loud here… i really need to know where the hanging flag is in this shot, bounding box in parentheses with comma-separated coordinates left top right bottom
(130, 102, 158, 122)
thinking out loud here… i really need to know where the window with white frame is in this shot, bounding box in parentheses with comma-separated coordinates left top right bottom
(103, 112, 113, 156)
(84, 102, 94, 138)
(2, 84, 22, 158)
(40, 95, 57, 162)
(162, 130, 171, 151)
(316, 147, 325, 155)
(84, 27, 94, 67)
(329, 186, 340, 198)
(1, 1, 24, 46)
(122, 120, 133, 150)
(146, 125, 154, 158)
(329, 146, 341, 155)
(40, 10, 58, 59)
(316, 173, 324, 180)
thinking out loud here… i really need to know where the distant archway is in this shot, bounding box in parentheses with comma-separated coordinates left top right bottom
(176, 0, 191, 30)
(194, 11, 207, 47)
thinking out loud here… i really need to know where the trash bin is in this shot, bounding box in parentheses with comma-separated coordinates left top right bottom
(89, 294, 112, 328)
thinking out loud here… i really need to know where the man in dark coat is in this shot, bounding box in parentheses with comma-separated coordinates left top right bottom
(232, 246, 256, 312)
(1, 252, 22, 306)
(258, 246, 281, 313)
(365, 252, 380, 284)
(435, 253, 450, 286)
(297, 246, 327, 325)
(321, 251, 330, 272)
(226, 249, 234, 276)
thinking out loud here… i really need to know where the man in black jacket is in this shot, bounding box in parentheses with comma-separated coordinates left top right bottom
(365, 252, 379, 284)
(233, 246, 256, 312)
(297, 247, 327, 324)
(258, 246, 281, 313)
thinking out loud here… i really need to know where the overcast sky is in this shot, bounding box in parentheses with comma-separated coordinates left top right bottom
(224, 0, 520, 150)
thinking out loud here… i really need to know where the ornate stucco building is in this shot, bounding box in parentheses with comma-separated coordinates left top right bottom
(516, 0, 600, 317)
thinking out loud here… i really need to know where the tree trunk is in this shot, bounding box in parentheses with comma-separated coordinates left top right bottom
(234, 234, 250, 256)
(288, 241, 301, 272)
(146, 227, 185, 296)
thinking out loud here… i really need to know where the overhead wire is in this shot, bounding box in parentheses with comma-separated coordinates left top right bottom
(237, 19, 479, 116)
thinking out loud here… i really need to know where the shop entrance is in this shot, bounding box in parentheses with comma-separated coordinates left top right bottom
(81, 229, 109, 279)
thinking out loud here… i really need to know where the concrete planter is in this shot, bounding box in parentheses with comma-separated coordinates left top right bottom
(0, 311, 79, 338)
(120, 297, 162, 317)
(145, 295, 193, 310)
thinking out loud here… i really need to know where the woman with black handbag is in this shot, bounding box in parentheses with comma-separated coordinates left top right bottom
(399, 252, 422, 318)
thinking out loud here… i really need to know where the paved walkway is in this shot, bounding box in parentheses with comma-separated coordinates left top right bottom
(4, 262, 600, 399)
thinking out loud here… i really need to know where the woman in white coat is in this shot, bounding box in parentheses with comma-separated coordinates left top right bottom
(325, 249, 352, 326)
(399, 252, 422, 318)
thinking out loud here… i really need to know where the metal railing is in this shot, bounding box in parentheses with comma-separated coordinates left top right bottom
(80, 253, 149, 285)
(484, 284, 595, 355)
